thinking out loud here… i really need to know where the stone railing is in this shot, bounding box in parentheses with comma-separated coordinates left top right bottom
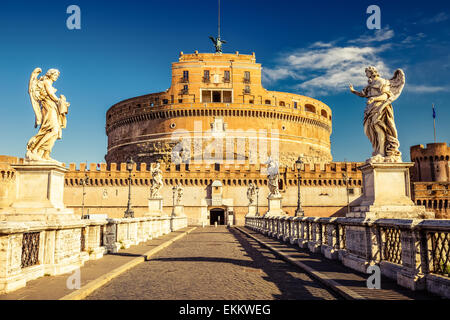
(0, 215, 187, 294)
(246, 216, 450, 298)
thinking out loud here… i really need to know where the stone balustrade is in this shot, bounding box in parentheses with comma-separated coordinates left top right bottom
(246, 216, 450, 298)
(0, 215, 187, 294)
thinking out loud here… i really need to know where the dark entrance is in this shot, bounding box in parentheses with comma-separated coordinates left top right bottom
(212, 91, 221, 102)
(210, 208, 225, 225)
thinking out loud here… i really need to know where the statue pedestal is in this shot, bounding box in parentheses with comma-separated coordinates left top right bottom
(349, 162, 434, 219)
(0, 163, 78, 222)
(245, 204, 258, 217)
(264, 195, 287, 217)
(172, 205, 185, 217)
(145, 197, 164, 217)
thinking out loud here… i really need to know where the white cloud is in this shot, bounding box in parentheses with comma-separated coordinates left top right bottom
(401, 33, 426, 44)
(262, 26, 448, 96)
(348, 26, 394, 44)
(263, 44, 391, 95)
(309, 41, 333, 48)
(262, 67, 297, 82)
(421, 12, 449, 24)
(406, 85, 448, 93)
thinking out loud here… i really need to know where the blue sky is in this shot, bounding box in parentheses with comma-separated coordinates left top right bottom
(0, 0, 449, 164)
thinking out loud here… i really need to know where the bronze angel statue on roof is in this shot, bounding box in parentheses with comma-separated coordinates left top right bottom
(26, 68, 70, 163)
(349, 66, 405, 163)
(209, 36, 226, 53)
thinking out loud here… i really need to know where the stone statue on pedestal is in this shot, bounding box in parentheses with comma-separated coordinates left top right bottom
(349, 66, 405, 163)
(175, 183, 183, 205)
(150, 163, 164, 198)
(247, 182, 256, 205)
(267, 158, 281, 198)
(26, 68, 70, 164)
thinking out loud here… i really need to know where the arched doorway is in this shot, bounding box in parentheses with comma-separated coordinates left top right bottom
(210, 208, 225, 225)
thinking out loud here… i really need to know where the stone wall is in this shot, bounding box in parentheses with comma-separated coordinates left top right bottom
(61, 161, 363, 224)
(412, 182, 449, 219)
(410, 143, 450, 218)
(0, 156, 18, 208)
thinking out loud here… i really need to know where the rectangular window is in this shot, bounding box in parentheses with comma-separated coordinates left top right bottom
(223, 91, 232, 103)
(204, 70, 210, 82)
(183, 70, 189, 82)
(294, 102, 298, 109)
(244, 85, 251, 94)
(244, 71, 250, 83)
(202, 90, 211, 103)
(224, 70, 230, 82)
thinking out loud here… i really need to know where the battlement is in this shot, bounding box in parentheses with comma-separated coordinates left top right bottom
(64, 161, 363, 188)
(0, 156, 18, 181)
(178, 51, 256, 63)
(410, 143, 450, 161)
(0, 156, 363, 188)
(65, 161, 363, 174)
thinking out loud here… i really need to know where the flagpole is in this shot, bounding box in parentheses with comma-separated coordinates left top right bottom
(218, 0, 220, 38)
(433, 103, 436, 143)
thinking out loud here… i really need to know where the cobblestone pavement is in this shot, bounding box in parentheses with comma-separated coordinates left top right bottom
(85, 226, 339, 300)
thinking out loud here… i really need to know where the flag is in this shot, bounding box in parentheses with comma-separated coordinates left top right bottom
(432, 104, 436, 119)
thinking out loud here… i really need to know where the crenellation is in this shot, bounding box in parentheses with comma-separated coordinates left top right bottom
(56, 161, 364, 187)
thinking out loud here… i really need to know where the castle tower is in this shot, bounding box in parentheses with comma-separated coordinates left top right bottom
(410, 143, 450, 182)
(105, 51, 333, 167)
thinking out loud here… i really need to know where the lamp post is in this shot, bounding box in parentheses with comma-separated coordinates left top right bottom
(295, 156, 305, 217)
(124, 157, 135, 218)
(255, 185, 260, 216)
(81, 174, 89, 219)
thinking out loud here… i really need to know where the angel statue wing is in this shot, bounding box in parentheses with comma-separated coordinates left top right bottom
(209, 36, 217, 45)
(387, 69, 405, 104)
(28, 68, 43, 128)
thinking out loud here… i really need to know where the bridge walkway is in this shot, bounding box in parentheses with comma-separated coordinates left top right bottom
(237, 227, 440, 300)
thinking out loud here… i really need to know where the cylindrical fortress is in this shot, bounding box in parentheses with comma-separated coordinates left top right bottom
(105, 51, 333, 167)
(410, 143, 450, 182)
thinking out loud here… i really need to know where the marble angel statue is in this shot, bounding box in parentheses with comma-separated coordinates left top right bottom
(349, 66, 405, 163)
(26, 68, 70, 163)
(247, 181, 256, 205)
(150, 162, 164, 198)
(175, 183, 183, 205)
(266, 157, 281, 198)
